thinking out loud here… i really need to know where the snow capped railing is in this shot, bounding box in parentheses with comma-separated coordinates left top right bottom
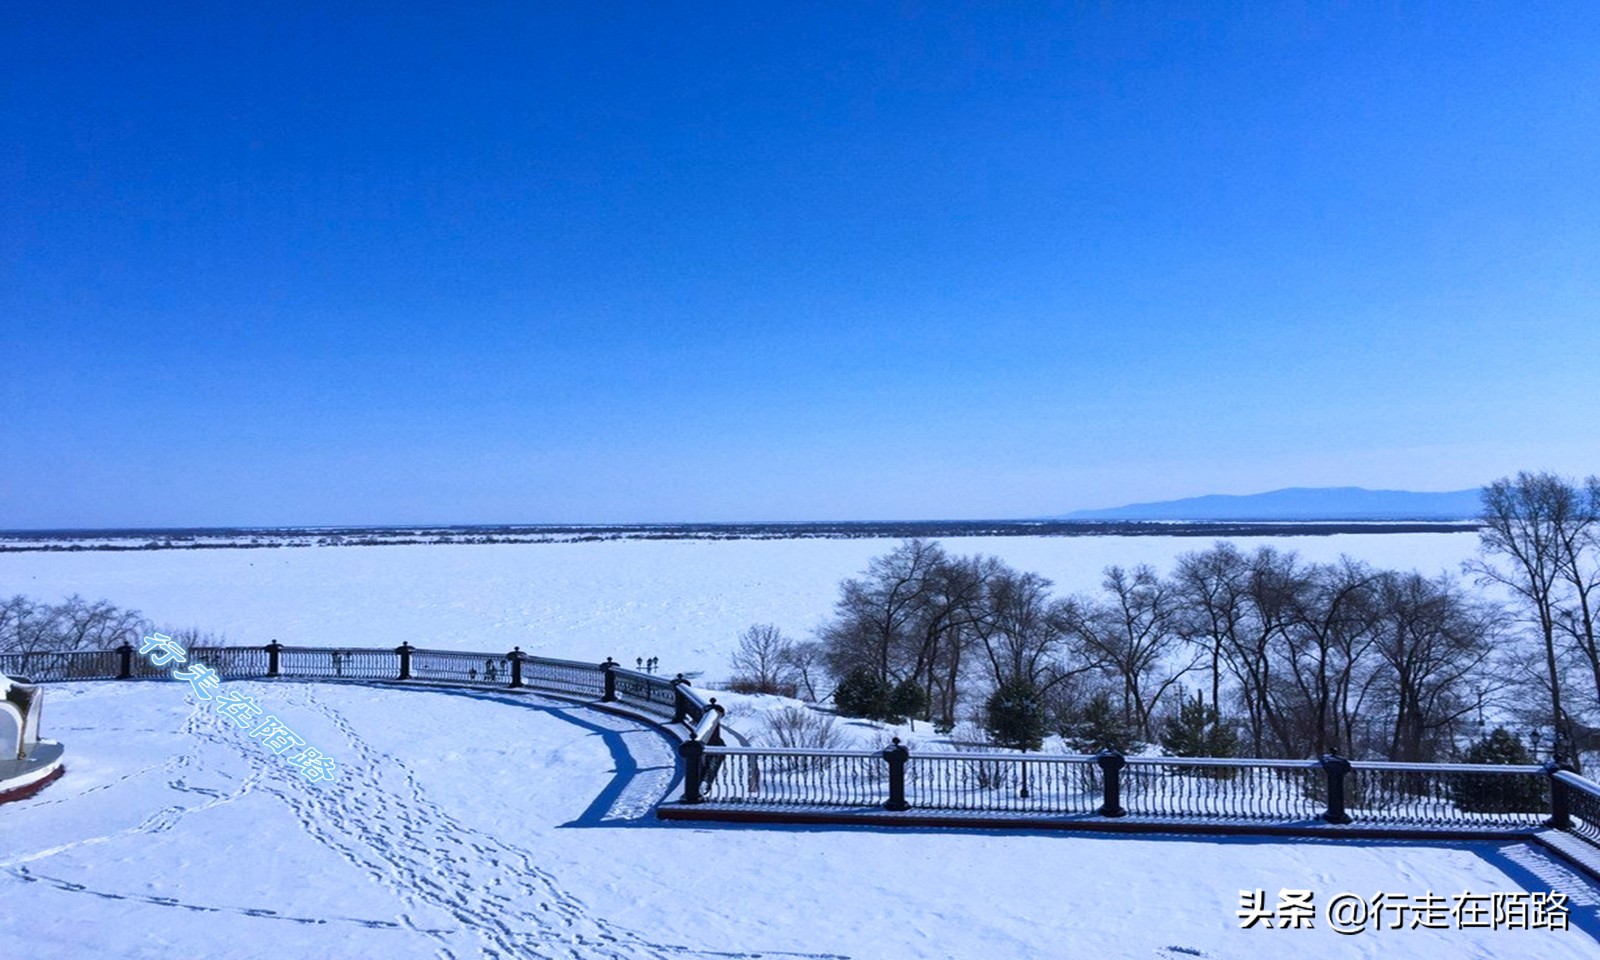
(1554, 770, 1600, 850)
(902, 750, 1101, 815)
(664, 739, 1600, 851)
(1120, 756, 1327, 821)
(0, 642, 716, 741)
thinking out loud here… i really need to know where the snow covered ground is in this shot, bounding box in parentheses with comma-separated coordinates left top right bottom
(0, 532, 1483, 680)
(3, 679, 1597, 959)
(8, 533, 1593, 958)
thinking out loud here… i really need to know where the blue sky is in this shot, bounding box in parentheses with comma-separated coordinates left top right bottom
(4, 3, 1597, 527)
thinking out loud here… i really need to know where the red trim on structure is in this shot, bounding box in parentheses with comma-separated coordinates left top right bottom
(0, 763, 65, 804)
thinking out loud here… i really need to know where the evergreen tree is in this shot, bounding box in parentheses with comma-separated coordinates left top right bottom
(1060, 691, 1143, 754)
(1449, 727, 1547, 813)
(985, 677, 1047, 751)
(1462, 726, 1537, 764)
(887, 678, 930, 727)
(1159, 691, 1240, 758)
(833, 667, 892, 720)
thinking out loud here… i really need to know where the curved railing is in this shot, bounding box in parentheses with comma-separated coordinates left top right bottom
(12, 641, 1595, 870)
(0, 641, 723, 745)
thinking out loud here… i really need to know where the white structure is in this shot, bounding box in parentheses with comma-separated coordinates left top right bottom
(0, 669, 65, 802)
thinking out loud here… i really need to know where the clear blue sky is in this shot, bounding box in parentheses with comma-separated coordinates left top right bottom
(4, 3, 1597, 527)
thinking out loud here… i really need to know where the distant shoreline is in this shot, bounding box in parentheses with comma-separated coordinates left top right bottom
(0, 520, 1482, 553)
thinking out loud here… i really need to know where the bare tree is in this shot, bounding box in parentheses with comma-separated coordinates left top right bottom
(1275, 558, 1381, 757)
(0, 594, 58, 652)
(820, 538, 945, 685)
(1370, 571, 1497, 761)
(978, 564, 1048, 688)
(727, 623, 796, 695)
(1172, 542, 1249, 719)
(0, 595, 27, 640)
(55, 595, 149, 651)
(781, 639, 826, 702)
(0, 593, 152, 680)
(1552, 476, 1600, 716)
(891, 552, 985, 728)
(974, 564, 1077, 688)
(1075, 564, 1195, 741)
(1468, 473, 1583, 756)
(817, 540, 996, 728)
(1218, 547, 1308, 756)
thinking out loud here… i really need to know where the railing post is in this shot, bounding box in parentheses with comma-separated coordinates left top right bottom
(671, 673, 692, 724)
(1097, 750, 1126, 817)
(117, 642, 133, 679)
(266, 640, 281, 677)
(1320, 751, 1352, 824)
(396, 642, 413, 681)
(883, 737, 910, 811)
(601, 657, 618, 702)
(680, 736, 705, 803)
(508, 647, 524, 688)
(1545, 761, 1572, 829)
(700, 700, 728, 793)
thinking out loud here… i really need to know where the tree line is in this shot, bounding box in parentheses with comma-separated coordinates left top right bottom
(1, 594, 149, 655)
(730, 471, 1600, 765)
(0, 594, 218, 675)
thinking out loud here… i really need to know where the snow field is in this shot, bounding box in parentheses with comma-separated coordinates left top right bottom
(0, 532, 1484, 681)
(3, 679, 1598, 959)
(7, 533, 1596, 958)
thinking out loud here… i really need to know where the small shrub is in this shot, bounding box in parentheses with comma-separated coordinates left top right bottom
(726, 676, 798, 697)
(760, 706, 844, 778)
(761, 706, 841, 750)
(952, 742, 1018, 791)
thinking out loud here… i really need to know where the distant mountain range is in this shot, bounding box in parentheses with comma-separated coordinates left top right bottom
(1058, 487, 1484, 522)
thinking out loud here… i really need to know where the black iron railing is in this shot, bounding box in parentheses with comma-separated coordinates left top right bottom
(277, 646, 392, 681)
(192, 645, 273, 679)
(0, 642, 720, 744)
(903, 750, 1101, 815)
(696, 748, 887, 807)
(14, 641, 1591, 857)
(1343, 760, 1553, 828)
(1554, 770, 1600, 848)
(667, 739, 1600, 848)
(1120, 756, 1326, 822)
(0, 648, 121, 683)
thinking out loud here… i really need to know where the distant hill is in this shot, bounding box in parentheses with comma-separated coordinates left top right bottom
(1058, 487, 1484, 522)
